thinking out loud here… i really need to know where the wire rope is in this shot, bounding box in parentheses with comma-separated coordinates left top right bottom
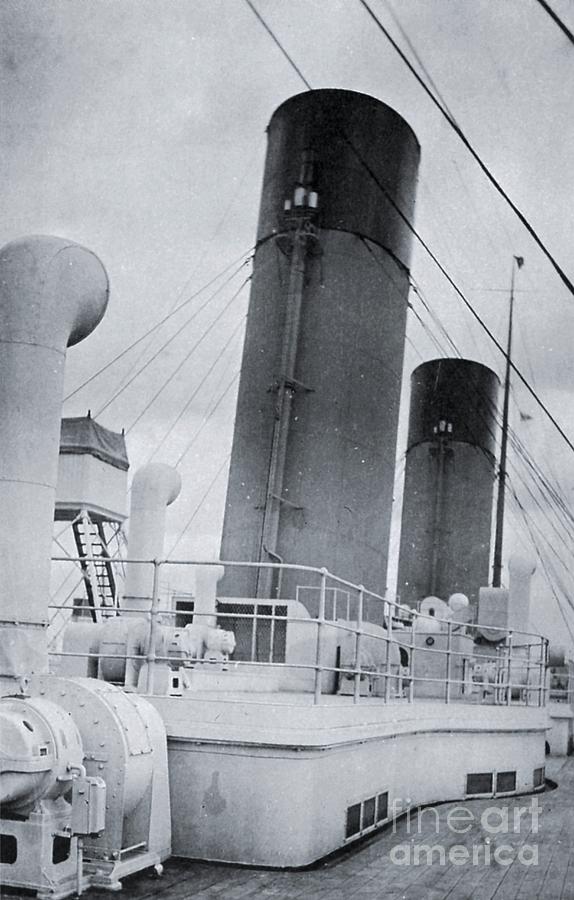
(145, 313, 246, 464)
(125, 275, 250, 434)
(94, 258, 251, 418)
(174, 370, 240, 469)
(167, 453, 231, 558)
(534, 0, 574, 46)
(65, 248, 253, 403)
(357, 0, 574, 299)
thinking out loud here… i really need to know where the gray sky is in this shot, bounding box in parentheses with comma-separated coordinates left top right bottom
(2, 0, 574, 646)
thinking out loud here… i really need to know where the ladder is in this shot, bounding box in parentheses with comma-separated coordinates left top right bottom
(72, 511, 119, 619)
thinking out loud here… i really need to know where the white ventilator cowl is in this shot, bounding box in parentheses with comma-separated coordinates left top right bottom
(448, 593, 469, 614)
(123, 463, 182, 611)
(508, 554, 536, 633)
(0, 236, 109, 683)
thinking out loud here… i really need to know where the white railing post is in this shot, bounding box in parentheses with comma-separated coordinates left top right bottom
(525, 641, 532, 707)
(385, 601, 393, 703)
(353, 585, 364, 704)
(314, 568, 328, 705)
(506, 630, 513, 706)
(445, 620, 452, 704)
(409, 614, 416, 703)
(539, 638, 547, 707)
(268, 603, 276, 663)
(250, 603, 258, 662)
(146, 559, 161, 695)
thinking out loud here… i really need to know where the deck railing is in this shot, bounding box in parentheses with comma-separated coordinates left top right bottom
(47, 557, 548, 707)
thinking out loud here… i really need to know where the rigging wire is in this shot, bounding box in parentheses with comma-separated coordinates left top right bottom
(50, 564, 80, 603)
(369, 229, 574, 544)
(357, 0, 574, 299)
(125, 275, 250, 434)
(145, 314, 246, 465)
(94, 258, 251, 418)
(409, 281, 460, 358)
(243, 0, 312, 89)
(191, 0, 574, 631)
(381, 235, 574, 641)
(157, 366, 241, 544)
(508, 462, 574, 566)
(408, 302, 445, 358)
(366, 232, 574, 603)
(113, 147, 262, 401)
(378, 0, 457, 121)
(244, 0, 574, 465)
(167, 453, 231, 558)
(64, 247, 253, 403)
(369, 241, 566, 559)
(507, 483, 574, 643)
(174, 370, 240, 469)
(534, 0, 574, 47)
(409, 283, 574, 587)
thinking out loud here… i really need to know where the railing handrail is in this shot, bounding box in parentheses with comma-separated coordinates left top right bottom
(48, 556, 549, 708)
(49, 555, 547, 643)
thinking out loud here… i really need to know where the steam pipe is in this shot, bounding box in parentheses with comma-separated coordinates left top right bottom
(0, 236, 109, 690)
(257, 218, 312, 599)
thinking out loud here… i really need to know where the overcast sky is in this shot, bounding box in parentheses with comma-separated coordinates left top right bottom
(2, 0, 574, 647)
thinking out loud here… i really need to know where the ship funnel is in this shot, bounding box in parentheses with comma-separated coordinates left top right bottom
(220, 89, 420, 611)
(397, 358, 499, 613)
(123, 463, 181, 612)
(0, 236, 109, 690)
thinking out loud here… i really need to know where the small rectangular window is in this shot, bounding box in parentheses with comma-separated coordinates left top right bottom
(376, 792, 389, 823)
(174, 599, 194, 629)
(52, 835, 71, 865)
(0, 834, 17, 865)
(496, 771, 516, 794)
(533, 767, 545, 789)
(466, 773, 493, 795)
(363, 797, 376, 829)
(346, 803, 361, 839)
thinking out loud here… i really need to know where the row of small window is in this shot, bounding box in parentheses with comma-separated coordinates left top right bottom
(466, 767, 545, 797)
(346, 791, 389, 840)
(346, 767, 545, 842)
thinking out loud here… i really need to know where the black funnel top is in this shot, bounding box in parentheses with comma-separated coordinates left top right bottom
(257, 89, 420, 268)
(407, 359, 500, 455)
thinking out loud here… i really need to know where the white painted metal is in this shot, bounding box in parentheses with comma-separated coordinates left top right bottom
(56, 452, 128, 522)
(29, 674, 171, 889)
(477, 555, 536, 641)
(193, 563, 224, 628)
(0, 236, 108, 688)
(508, 554, 536, 633)
(123, 463, 181, 611)
(151, 694, 546, 867)
(0, 696, 83, 813)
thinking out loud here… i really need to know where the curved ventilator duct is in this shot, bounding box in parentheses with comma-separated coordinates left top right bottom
(65, 468, 237, 690)
(478, 553, 537, 642)
(0, 236, 109, 691)
(123, 463, 182, 611)
(508, 554, 536, 634)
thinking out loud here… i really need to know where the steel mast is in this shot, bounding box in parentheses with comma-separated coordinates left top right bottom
(492, 255, 523, 587)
